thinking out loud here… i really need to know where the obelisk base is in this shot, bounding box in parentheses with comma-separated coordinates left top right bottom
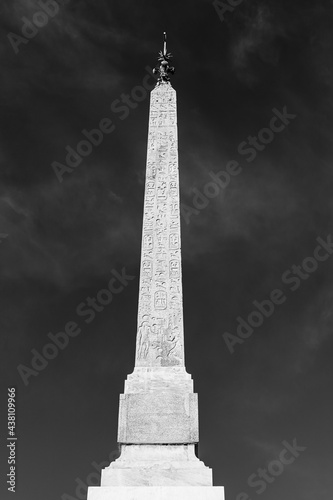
(88, 486, 225, 500)
(101, 444, 212, 486)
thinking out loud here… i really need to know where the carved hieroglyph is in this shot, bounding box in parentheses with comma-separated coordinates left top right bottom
(136, 82, 184, 367)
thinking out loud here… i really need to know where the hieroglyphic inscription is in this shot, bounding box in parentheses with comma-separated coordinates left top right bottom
(136, 83, 184, 367)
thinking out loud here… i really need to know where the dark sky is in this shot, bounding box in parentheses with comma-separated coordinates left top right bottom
(1, 0, 333, 499)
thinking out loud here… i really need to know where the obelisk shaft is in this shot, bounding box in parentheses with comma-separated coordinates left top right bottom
(136, 82, 184, 368)
(115, 82, 198, 446)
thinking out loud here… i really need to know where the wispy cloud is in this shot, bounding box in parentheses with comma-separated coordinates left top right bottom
(0, 166, 138, 290)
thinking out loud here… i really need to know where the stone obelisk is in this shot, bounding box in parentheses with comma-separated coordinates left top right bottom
(88, 33, 224, 500)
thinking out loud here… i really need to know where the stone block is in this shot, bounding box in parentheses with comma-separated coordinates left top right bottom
(118, 392, 198, 443)
(124, 367, 194, 393)
(101, 444, 212, 487)
(88, 486, 225, 500)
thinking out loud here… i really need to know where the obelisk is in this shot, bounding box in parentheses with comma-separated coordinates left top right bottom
(88, 33, 225, 500)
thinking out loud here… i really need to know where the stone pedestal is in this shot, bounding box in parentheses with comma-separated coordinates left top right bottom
(101, 445, 212, 486)
(88, 486, 225, 500)
(118, 367, 198, 444)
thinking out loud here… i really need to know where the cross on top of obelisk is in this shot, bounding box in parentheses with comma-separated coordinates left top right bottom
(153, 31, 175, 84)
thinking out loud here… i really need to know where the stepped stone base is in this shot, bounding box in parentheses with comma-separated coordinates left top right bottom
(101, 444, 212, 487)
(88, 486, 225, 499)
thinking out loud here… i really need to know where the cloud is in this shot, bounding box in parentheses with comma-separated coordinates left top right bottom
(0, 165, 138, 290)
(228, 3, 285, 84)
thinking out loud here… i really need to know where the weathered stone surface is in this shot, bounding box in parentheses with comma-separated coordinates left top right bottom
(101, 445, 212, 486)
(124, 367, 194, 393)
(88, 486, 225, 500)
(118, 392, 198, 443)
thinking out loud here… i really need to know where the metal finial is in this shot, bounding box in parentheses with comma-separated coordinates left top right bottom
(152, 32, 175, 84)
(163, 32, 167, 56)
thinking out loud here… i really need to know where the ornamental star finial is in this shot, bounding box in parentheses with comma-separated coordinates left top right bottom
(153, 32, 175, 84)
